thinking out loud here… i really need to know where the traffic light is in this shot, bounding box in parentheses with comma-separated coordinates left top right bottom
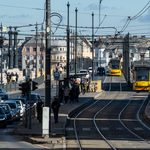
(19, 82, 30, 96)
(19, 82, 27, 96)
(32, 81, 38, 91)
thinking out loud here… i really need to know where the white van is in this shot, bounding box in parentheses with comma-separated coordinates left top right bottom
(88, 67, 92, 74)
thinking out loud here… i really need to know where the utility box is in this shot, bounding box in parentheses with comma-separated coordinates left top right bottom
(42, 107, 49, 138)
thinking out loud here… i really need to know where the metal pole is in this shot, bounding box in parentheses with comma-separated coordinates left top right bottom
(92, 12, 94, 81)
(35, 22, 38, 78)
(14, 27, 18, 68)
(75, 8, 78, 75)
(67, 2, 70, 82)
(45, 0, 51, 134)
(0, 28, 2, 84)
(28, 78, 31, 129)
(41, 24, 44, 76)
(9, 27, 13, 69)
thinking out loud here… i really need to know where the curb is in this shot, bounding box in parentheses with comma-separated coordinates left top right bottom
(23, 136, 66, 144)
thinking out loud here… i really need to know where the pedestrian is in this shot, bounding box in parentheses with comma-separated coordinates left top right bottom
(15, 72, 19, 82)
(86, 79, 90, 93)
(7, 72, 11, 83)
(64, 86, 70, 103)
(74, 82, 80, 102)
(82, 79, 86, 95)
(11, 72, 16, 83)
(51, 98, 60, 123)
(59, 85, 64, 105)
(69, 88, 74, 103)
(36, 99, 43, 123)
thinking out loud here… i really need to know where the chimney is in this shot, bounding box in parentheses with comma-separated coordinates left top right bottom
(133, 35, 138, 38)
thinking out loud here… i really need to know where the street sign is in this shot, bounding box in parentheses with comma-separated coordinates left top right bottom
(54, 71, 60, 78)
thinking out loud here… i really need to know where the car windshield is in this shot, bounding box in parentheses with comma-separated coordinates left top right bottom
(0, 95, 8, 100)
(6, 103, 16, 109)
(0, 105, 9, 111)
(80, 71, 87, 74)
(98, 68, 104, 71)
(26, 95, 37, 101)
(136, 70, 149, 81)
(0, 108, 4, 114)
(15, 101, 21, 106)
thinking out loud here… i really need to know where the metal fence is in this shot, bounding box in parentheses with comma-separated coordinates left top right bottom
(0, 75, 44, 92)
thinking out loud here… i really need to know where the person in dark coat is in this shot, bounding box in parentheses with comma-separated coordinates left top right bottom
(36, 99, 43, 123)
(15, 72, 19, 82)
(51, 98, 60, 123)
(69, 88, 74, 103)
(74, 82, 80, 102)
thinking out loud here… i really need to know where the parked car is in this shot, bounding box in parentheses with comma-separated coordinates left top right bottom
(0, 88, 6, 94)
(96, 67, 105, 75)
(79, 70, 90, 79)
(0, 93, 10, 100)
(10, 100, 25, 117)
(11, 98, 26, 104)
(0, 104, 13, 124)
(1, 101, 20, 121)
(0, 106, 7, 128)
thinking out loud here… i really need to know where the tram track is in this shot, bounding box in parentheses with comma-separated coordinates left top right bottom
(65, 75, 150, 150)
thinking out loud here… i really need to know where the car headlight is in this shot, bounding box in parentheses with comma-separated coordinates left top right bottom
(0, 118, 6, 120)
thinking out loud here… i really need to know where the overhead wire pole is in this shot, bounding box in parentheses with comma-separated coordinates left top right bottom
(67, 2, 70, 83)
(45, 0, 51, 134)
(75, 8, 78, 75)
(92, 12, 94, 81)
(35, 22, 38, 78)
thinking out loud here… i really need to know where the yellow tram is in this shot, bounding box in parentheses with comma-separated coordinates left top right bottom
(133, 60, 150, 91)
(109, 58, 122, 76)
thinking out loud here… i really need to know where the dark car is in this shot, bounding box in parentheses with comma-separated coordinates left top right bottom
(0, 107, 7, 128)
(0, 104, 13, 124)
(0, 93, 11, 100)
(0, 88, 6, 94)
(97, 67, 105, 75)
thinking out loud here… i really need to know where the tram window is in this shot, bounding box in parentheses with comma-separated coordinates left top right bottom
(112, 65, 119, 69)
(136, 70, 149, 81)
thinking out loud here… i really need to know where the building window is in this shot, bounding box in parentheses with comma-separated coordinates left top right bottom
(78, 48, 80, 52)
(55, 48, 58, 51)
(56, 56, 59, 60)
(60, 56, 62, 60)
(34, 56, 36, 59)
(26, 56, 29, 60)
(63, 56, 65, 60)
(26, 48, 29, 52)
(86, 48, 88, 52)
(60, 48, 62, 51)
(33, 48, 36, 51)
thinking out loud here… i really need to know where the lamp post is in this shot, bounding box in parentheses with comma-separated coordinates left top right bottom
(0, 36, 4, 84)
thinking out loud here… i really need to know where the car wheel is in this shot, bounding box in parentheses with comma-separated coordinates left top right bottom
(3, 123, 7, 128)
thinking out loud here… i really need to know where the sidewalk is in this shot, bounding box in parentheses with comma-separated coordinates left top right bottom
(14, 90, 103, 144)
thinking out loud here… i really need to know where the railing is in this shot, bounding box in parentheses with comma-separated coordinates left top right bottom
(0, 75, 44, 92)
(22, 104, 36, 127)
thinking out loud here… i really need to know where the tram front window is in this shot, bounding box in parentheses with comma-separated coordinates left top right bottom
(136, 70, 149, 81)
(112, 63, 119, 69)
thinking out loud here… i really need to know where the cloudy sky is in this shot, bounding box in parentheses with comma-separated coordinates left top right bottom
(1, 0, 150, 39)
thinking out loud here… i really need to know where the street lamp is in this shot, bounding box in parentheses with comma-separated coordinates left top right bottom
(0, 36, 4, 84)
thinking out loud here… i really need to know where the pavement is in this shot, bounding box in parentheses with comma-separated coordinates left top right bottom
(13, 89, 103, 144)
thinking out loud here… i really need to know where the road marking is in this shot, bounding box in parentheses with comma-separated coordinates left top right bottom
(66, 128, 74, 131)
(134, 127, 143, 130)
(82, 128, 91, 131)
(131, 96, 148, 97)
(101, 127, 109, 130)
(116, 127, 124, 130)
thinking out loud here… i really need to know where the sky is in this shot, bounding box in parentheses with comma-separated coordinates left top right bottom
(1, 0, 150, 39)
